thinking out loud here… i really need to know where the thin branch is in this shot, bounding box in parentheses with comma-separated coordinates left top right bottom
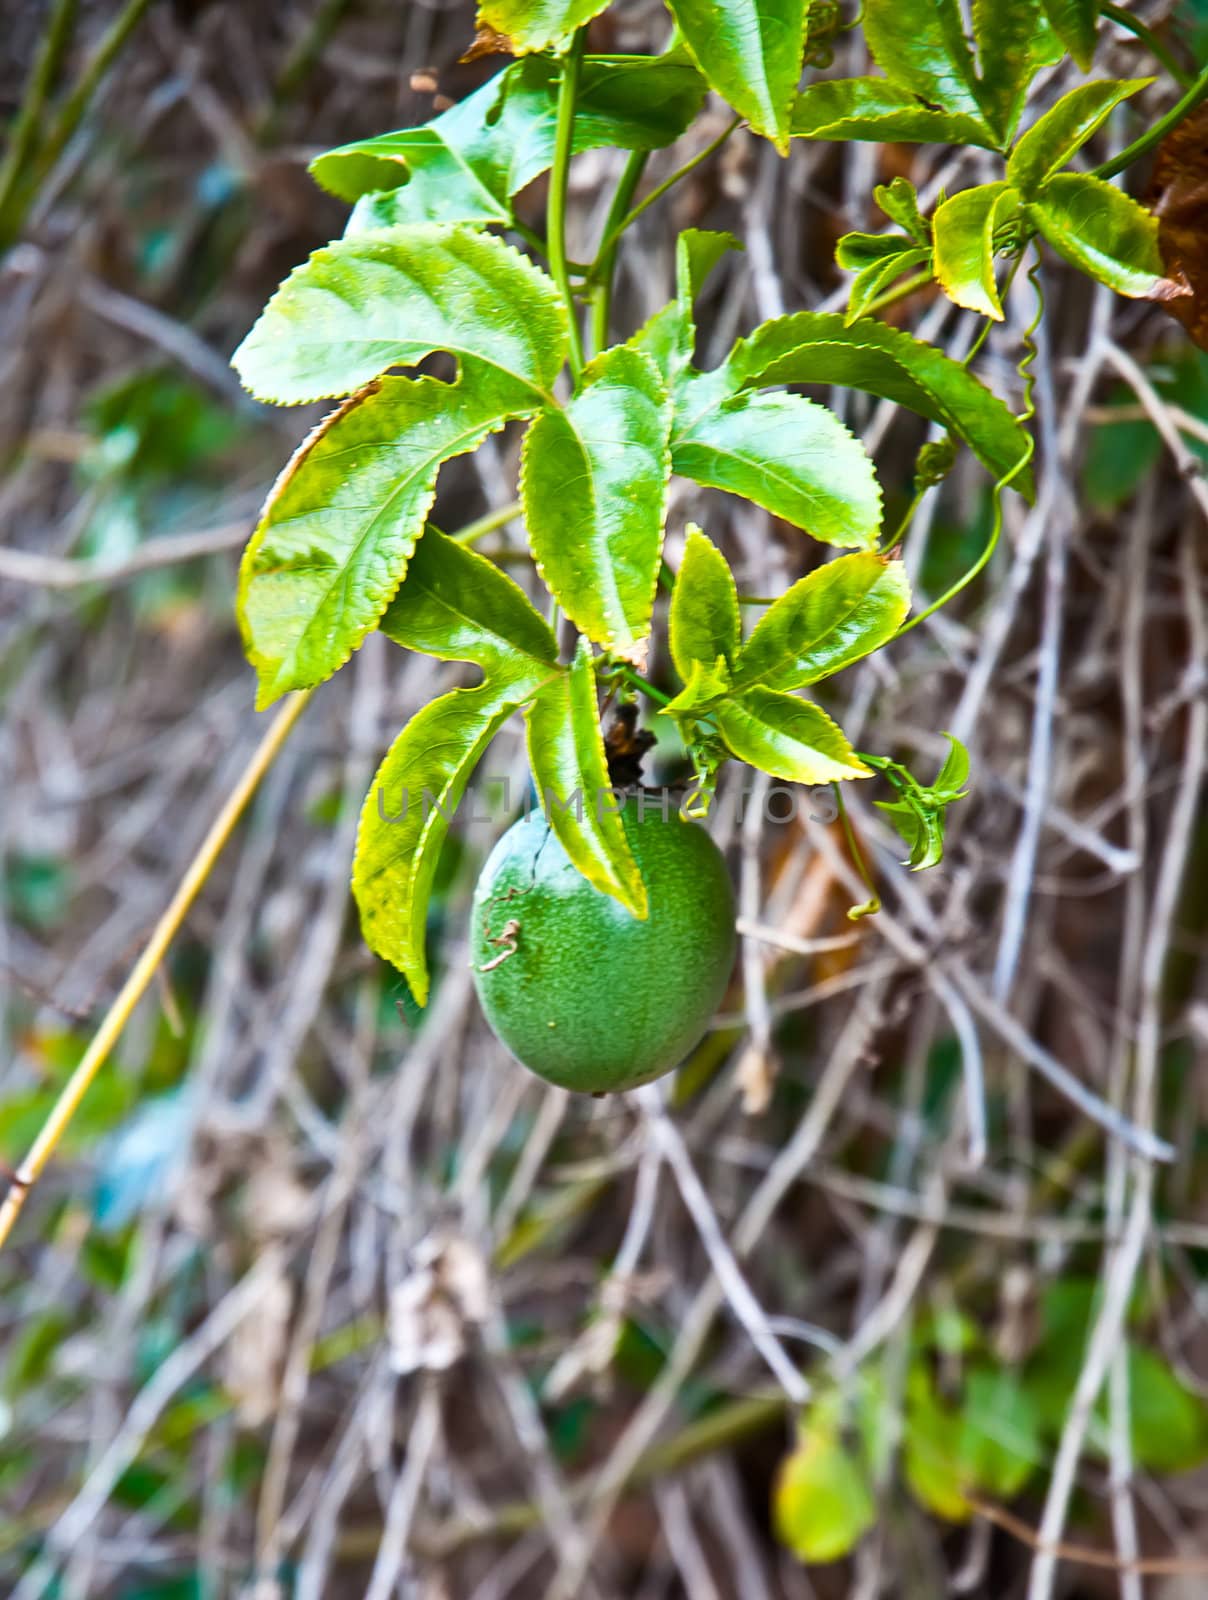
(0, 520, 250, 589)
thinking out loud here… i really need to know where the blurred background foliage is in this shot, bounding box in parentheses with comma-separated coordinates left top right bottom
(2, 1, 1208, 1597)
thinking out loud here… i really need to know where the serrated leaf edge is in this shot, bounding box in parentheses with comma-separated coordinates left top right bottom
(521, 345, 672, 660)
(231, 224, 568, 407)
(240, 376, 530, 708)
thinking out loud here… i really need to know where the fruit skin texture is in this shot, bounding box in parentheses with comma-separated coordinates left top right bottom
(471, 795, 737, 1093)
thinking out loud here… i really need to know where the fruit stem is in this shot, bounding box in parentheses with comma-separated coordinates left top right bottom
(614, 661, 672, 707)
(1092, 60, 1208, 180)
(833, 783, 881, 920)
(549, 30, 586, 380)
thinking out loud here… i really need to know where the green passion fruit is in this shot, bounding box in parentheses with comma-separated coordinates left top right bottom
(470, 795, 737, 1093)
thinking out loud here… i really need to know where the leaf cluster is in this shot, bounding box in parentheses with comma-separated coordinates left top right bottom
(227, 0, 1180, 1004)
(775, 1282, 1208, 1564)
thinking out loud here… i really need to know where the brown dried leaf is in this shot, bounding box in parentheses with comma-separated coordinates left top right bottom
(1147, 104, 1208, 350)
(460, 23, 514, 62)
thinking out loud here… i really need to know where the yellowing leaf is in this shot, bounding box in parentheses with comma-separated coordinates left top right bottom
(474, 0, 611, 52)
(354, 678, 549, 1004)
(775, 1418, 876, 1564)
(932, 181, 1016, 320)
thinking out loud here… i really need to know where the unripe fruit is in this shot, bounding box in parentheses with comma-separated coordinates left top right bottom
(471, 795, 737, 1093)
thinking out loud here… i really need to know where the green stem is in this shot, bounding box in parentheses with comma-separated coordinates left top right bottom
(879, 486, 926, 555)
(1100, 1, 1194, 89)
(512, 218, 592, 275)
(860, 266, 934, 320)
(833, 784, 881, 920)
(1093, 62, 1208, 180)
(896, 251, 1043, 638)
(590, 116, 742, 280)
(616, 663, 671, 706)
(449, 499, 523, 546)
(548, 32, 586, 380)
(957, 246, 1028, 370)
(0, 0, 76, 232)
(589, 148, 649, 356)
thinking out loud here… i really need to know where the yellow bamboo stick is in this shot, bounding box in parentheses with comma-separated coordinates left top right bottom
(0, 689, 311, 1252)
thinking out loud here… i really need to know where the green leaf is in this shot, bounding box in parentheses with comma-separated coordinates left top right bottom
(875, 177, 931, 244)
(522, 345, 671, 660)
(972, 0, 1059, 144)
(666, 0, 809, 151)
(631, 229, 744, 383)
(670, 386, 883, 549)
(476, 0, 611, 53)
(791, 78, 997, 147)
(379, 525, 559, 680)
(564, 50, 709, 154)
(735, 554, 911, 690)
(845, 246, 933, 325)
(904, 1361, 1041, 1516)
(356, 529, 560, 1001)
(354, 677, 545, 1004)
(933, 733, 971, 796)
(774, 1409, 876, 1563)
(876, 798, 945, 871)
(835, 232, 919, 271)
(903, 1366, 970, 1521)
(664, 654, 733, 716)
(959, 1368, 1042, 1498)
(669, 524, 741, 678)
(232, 225, 567, 406)
(312, 75, 513, 221)
(1025, 172, 1163, 297)
(716, 688, 868, 783)
(1082, 379, 1162, 509)
(862, 0, 984, 122)
(1039, 0, 1098, 69)
(323, 55, 707, 227)
(1127, 1347, 1208, 1474)
(932, 181, 1015, 321)
(524, 638, 647, 916)
(864, 734, 970, 871)
(1007, 78, 1152, 197)
(806, 0, 1057, 149)
(721, 311, 1035, 497)
(239, 365, 535, 706)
